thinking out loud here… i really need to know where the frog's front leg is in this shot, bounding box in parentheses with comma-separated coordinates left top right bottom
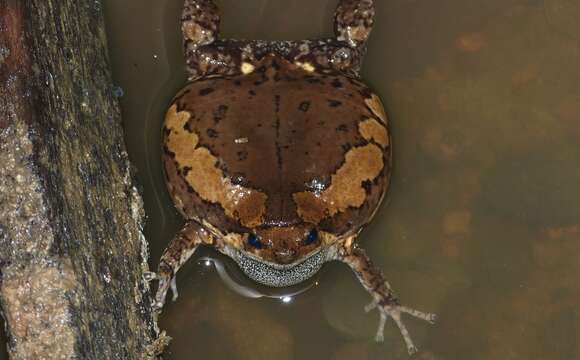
(148, 221, 217, 309)
(336, 241, 436, 355)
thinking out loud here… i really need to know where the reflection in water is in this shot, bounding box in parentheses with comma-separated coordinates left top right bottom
(103, 0, 580, 359)
(197, 249, 318, 300)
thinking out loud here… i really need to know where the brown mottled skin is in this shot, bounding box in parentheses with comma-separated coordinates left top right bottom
(149, 0, 436, 355)
(166, 56, 388, 238)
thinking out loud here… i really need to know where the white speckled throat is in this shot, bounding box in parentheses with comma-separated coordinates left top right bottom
(222, 246, 332, 287)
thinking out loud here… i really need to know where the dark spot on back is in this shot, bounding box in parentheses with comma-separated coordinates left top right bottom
(237, 151, 248, 161)
(182, 166, 192, 177)
(336, 124, 348, 132)
(234, 80, 241, 86)
(331, 78, 343, 88)
(206, 128, 218, 138)
(183, 119, 195, 133)
(199, 88, 214, 96)
(248, 89, 256, 96)
(328, 99, 342, 107)
(341, 143, 352, 152)
(298, 101, 311, 112)
(274, 95, 281, 113)
(362, 180, 373, 195)
(163, 145, 176, 158)
(213, 105, 228, 123)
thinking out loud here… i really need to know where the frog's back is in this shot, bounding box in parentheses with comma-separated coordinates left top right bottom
(163, 56, 391, 237)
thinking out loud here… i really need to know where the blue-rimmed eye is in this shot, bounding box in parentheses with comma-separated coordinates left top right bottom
(304, 229, 318, 245)
(248, 234, 262, 249)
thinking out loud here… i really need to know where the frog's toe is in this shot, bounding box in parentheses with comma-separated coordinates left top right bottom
(370, 304, 434, 355)
(427, 313, 437, 324)
(399, 305, 437, 324)
(364, 300, 378, 313)
(152, 300, 164, 311)
(385, 306, 419, 355)
(152, 273, 177, 311)
(170, 276, 179, 301)
(143, 271, 157, 281)
(373, 309, 388, 343)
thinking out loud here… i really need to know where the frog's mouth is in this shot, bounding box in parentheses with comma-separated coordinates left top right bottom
(222, 246, 329, 288)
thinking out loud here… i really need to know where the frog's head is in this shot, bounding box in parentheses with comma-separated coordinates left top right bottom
(243, 224, 321, 265)
(223, 222, 332, 288)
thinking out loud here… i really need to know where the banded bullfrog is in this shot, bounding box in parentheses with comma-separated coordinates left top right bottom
(148, 0, 436, 354)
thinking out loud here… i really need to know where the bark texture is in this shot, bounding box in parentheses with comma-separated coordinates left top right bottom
(0, 1, 165, 358)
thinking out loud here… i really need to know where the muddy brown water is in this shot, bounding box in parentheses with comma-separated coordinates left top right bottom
(101, 0, 580, 359)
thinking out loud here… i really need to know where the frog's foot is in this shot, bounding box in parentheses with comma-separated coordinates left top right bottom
(335, 0, 375, 49)
(338, 245, 436, 355)
(365, 300, 436, 355)
(148, 221, 216, 310)
(182, 0, 220, 47)
(144, 264, 179, 311)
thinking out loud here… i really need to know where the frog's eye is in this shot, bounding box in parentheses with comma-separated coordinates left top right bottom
(248, 234, 262, 249)
(304, 229, 318, 245)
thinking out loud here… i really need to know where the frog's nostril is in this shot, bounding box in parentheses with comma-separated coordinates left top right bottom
(275, 249, 297, 264)
(276, 249, 295, 257)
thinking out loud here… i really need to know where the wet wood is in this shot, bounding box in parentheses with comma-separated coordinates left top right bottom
(0, 1, 165, 359)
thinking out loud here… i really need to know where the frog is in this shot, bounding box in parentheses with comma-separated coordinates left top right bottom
(148, 0, 436, 354)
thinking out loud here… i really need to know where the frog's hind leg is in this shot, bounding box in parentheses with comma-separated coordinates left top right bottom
(182, 0, 222, 79)
(302, 0, 375, 76)
(335, 243, 436, 355)
(146, 220, 216, 310)
(334, 0, 375, 50)
(182, 0, 220, 47)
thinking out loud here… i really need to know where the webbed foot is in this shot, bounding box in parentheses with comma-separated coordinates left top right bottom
(145, 263, 179, 310)
(339, 245, 436, 355)
(365, 300, 436, 355)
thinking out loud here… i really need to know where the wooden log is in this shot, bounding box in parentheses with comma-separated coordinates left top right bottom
(0, 1, 166, 358)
